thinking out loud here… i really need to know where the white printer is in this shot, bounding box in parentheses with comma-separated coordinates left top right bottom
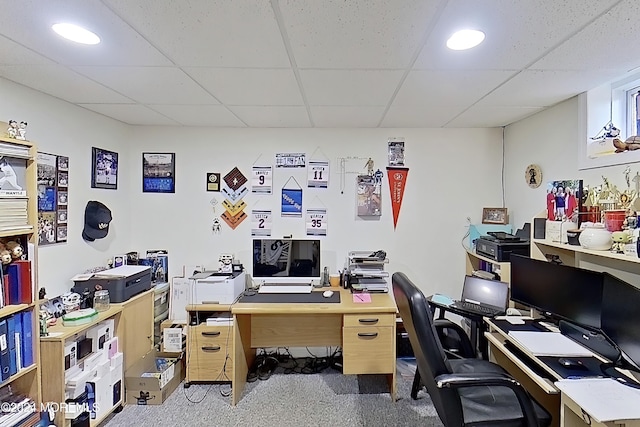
(188, 271, 245, 304)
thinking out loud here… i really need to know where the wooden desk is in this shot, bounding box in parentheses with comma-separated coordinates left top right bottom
(231, 288, 397, 405)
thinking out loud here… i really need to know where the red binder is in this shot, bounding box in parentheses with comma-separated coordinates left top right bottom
(13, 260, 32, 304)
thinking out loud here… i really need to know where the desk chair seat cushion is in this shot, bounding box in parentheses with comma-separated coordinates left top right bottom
(450, 359, 551, 427)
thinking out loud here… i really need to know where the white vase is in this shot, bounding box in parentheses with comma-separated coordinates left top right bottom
(578, 226, 612, 250)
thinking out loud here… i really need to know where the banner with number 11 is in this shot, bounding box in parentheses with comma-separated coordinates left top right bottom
(307, 160, 329, 188)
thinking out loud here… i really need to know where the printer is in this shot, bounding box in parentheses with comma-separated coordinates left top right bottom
(475, 232, 530, 262)
(189, 271, 246, 305)
(73, 265, 152, 303)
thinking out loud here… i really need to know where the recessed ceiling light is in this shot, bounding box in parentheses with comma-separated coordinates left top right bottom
(446, 29, 485, 50)
(52, 23, 100, 45)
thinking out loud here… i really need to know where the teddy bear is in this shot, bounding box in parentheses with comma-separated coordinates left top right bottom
(610, 231, 631, 253)
(0, 242, 12, 266)
(5, 241, 24, 260)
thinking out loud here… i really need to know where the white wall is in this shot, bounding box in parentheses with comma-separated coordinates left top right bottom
(2, 77, 506, 300)
(504, 95, 639, 229)
(0, 79, 133, 298)
(127, 127, 504, 297)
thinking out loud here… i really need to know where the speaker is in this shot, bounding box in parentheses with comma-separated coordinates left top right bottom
(533, 218, 546, 239)
(559, 320, 619, 361)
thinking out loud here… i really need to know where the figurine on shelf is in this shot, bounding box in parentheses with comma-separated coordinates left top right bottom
(364, 157, 374, 176)
(16, 121, 27, 140)
(6, 120, 17, 138)
(611, 231, 632, 253)
(218, 253, 233, 273)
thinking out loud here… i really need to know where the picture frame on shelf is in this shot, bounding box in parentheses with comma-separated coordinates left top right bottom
(91, 147, 118, 190)
(482, 207, 508, 224)
(142, 152, 175, 193)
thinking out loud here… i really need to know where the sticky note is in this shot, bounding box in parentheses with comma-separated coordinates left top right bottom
(353, 293, 372, 303)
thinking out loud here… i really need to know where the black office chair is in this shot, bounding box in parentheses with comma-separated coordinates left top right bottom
(392, 272, 551, 427)
(411, 317, 476, 399)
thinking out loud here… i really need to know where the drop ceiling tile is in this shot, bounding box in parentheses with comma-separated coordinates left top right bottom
(0, 0, 171, 66)
(280, 0, 441, 69)
(78, 104, 179, 125)
(148, 105, 246, 127)
(103, 0, 290, 67)
(414, 0, 620, 70)
(532, 0, 640, 72)
(228, 106, 311, 127)
(394, 70, 515, 106)
(72, 66, 219, 104)
(310, 106, 386, 127)
(0, 65, 133, 103)
(481, 69, 624, 107)
(381, 105, 465, 127)
(185, 68, 303, 106)
(447, 105, 544, 128)
(0, 35, 55, 65)
(300, 70, 404, 106)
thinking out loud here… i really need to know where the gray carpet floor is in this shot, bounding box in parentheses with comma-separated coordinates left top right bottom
(100, 358, 443, 427)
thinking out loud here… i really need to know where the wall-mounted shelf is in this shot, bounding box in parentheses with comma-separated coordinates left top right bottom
(532, 238, 640, 265)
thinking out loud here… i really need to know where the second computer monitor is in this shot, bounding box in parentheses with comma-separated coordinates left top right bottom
(510, 254, 603, 330)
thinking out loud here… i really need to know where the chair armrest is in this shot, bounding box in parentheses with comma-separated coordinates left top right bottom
(435, 373, 539, 427)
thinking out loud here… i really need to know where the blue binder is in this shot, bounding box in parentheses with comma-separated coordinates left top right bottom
(7, 315, 16, 376)
(0, 319, 10, 381)
(6, 264, 19, 305)
(20, 311, 33, 368)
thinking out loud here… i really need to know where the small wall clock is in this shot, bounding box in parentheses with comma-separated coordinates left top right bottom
(525, 164, 542, 188)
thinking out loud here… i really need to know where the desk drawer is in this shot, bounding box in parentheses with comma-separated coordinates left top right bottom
(187, 324, 233, 381)
(190, 324, 233, 346)
(344, 314, 395, 328)
(342, 326, 395, 375)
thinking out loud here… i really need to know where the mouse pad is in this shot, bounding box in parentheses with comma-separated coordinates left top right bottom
(239, 291, 341, 304)
(538, 356, 603, 378)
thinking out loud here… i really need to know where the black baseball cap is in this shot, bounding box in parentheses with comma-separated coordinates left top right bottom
(82, 201, 112, 241)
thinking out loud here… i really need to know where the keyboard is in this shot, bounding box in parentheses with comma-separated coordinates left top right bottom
(453, 301, 500, 316)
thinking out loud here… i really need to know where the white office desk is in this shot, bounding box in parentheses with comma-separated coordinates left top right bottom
(485, 318, 640, 427)
(557, 378, 640, 427)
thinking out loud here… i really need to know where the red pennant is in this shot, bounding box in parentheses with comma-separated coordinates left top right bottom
(387, 167, 409, 230)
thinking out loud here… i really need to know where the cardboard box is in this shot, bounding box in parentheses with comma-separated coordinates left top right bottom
(125, 351, 183, 405)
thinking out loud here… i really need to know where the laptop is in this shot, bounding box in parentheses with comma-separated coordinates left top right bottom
(450, 275, 509, 317)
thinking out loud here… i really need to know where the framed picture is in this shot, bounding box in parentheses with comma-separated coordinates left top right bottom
(91, 147, 118, 190)
(482, 207, 508, 224)
(143, 153, 175, 193)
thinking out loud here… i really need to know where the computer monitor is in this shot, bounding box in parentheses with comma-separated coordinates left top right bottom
(510, 254, 603, 330)
(601, 272, 640, 372)
(252, 239, 321, 284)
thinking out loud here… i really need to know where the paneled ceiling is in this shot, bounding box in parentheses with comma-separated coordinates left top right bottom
(0, 0, 637, 128)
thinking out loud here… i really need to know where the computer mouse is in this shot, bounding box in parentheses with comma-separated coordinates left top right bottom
(558, 358, 587, 370)
(322, 290, 334, 298)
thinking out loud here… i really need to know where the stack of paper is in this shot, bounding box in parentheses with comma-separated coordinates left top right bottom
(555, 378, 640, 422)
(507, 331, 595, 357)
(206, 312, 233, 326)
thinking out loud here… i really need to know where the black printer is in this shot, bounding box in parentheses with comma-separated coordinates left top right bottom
(475, 232, 530, 262)
(73, 265, 152, 303)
